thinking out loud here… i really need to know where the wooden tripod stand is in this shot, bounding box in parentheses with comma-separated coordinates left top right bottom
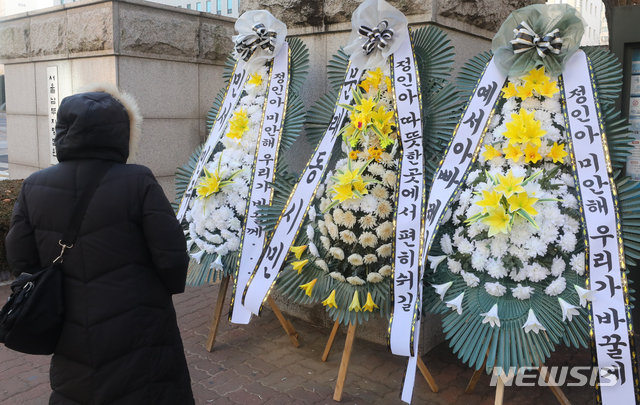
(321, 319, 439, 401)
(205, 274, 300, 351)
(465, 351, 571, 405)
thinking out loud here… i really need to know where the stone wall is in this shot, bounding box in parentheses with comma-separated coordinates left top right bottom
(0, 0, 235, 195)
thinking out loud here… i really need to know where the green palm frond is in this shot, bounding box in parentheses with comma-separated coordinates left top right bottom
(305, 88, 341, 147)
(456, 52, 493, 101)
(422, 81, 462, 158)
(288, 37, 310, 94)
(327, 48, 350, 91)
(281, 92, 306, 150)
(412, 25, 455, 80)
(603, 106, 633, 169)
(583, 46, 623, 107)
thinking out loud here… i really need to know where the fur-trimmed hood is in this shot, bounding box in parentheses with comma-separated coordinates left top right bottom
(54, 83, 142, 164)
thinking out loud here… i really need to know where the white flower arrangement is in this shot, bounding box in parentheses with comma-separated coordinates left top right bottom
(429, 66, 588, 335)
(185, 65, 270, 261)
(309, 64, 399, 293)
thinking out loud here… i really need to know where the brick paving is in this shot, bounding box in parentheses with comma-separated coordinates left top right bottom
(0, 280, 625, 405)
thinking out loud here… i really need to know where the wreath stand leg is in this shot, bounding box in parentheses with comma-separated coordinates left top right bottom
(333, 321, 357, 401)
(324, 319, 438, 401)
(206, 275, 231, 352)
(205, 275, 300, 352)
(465, 351, 571, 405)
(266, 295, 300, 348)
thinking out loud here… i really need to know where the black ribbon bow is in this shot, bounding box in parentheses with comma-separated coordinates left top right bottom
(235, 23, 278, 62)
(358, 20, 394, 55)
(510, 21, 563, 58)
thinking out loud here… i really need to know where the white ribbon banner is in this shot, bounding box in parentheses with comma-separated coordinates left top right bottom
(420, 58, 505, 266)
(389, 31, 425, 359)
(563, 50, 638, 404)
(242, 60, 366, 315)
(176, 59, 248, 222)
(229, 43, 290, 324)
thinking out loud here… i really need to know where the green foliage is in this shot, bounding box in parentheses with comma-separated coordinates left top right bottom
(0, 179, 23, 279)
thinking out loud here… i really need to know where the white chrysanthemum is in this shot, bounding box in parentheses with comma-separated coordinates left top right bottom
(347, 276, 364, 285)
(327, 222, 339, 239)
(551, 256, 566, 277)
(359, 214, 377, 229)
(440, 234, 453, 255)
(382, 171, 396, 187)
(526, 237, 547, 259)
(359, 232, 378, 248)
(490, 233, 509, 258)
(330, 271, 346, 282)
(363, 254, 377, 264)
(339, 210, 355, 228)
(320, 236, 331, 251)
(376, 243, 393, 258)
(458, 189, 474, 207)
(570, 252, 586, 275)
(319, 198, 331, 212)
(511, 283, 534, 300)
(461, 271, 480, 288)
(559, 232, 577, 253)
(457, 238, 474, 255)
(561, 193, 578, 210)
(360, 195, 379, 213)
(330, 247, 345, 261)
(545, 277, 567, 296)
(510, 267, 528, 282)
(340, 230, 357, 245)
(448, 259, 462, 274)
(377, 200, 393, 219)
(562, 216, 580, 234)
(526, 262, 550, 282)
(348, 254, 364, 266)
(315, 259, 329, 272)
(333, 208, 344, 225)
(379, 265, 392, 277)
(368, 163, 385, 176)
(560, 173, 575, 187)
(486, 258, 508, 279)
(318, 220, 328, 236)
(471, 251, 488, 271)
(485, 282, 506, 297)
(376, 221, 394, 241)
(367, 272, 384, 283)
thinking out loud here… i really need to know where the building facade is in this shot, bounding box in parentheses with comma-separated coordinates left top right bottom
(1, 0, 240, 17)
(548, 0, 603, 46)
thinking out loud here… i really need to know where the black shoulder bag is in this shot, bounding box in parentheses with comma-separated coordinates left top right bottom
(0, 162, 112, 355)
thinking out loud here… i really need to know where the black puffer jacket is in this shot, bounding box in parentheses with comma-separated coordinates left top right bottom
(6, 86, 194, 405)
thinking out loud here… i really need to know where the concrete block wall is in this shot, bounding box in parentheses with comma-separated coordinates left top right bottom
(0, 0, 235, 196)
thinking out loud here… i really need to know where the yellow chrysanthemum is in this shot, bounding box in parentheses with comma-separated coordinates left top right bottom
(476, 190, 502, 213)
(360, 67, 384, 92)
(494, 171, 525, 198)
(292, 259, 309, 274)
(504, 144, 523, 162)
(547, 142, 568, 163)
(524, 143, 542, 164)
(507, 193, 539, 216)
(226, 108, 250, 139)
(348, 150, 358, 160)
(362, 292, 379, 312)
(368, 147, 383, 162)
(482, 144, 502, 161)
(196, 167, 221, 198)
(247, 72, 262, 86)
(348, 291, 362, 312)
(502, 82, 518, 99)
(482, 206, 512, 237)
(299, 279, 317, 297)
(537, 80, 559, 98)
(290, 245, 307, 260)
(322, 290, 338, 309)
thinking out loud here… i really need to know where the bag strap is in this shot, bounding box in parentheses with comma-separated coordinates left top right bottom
(53, 162, 113, 264)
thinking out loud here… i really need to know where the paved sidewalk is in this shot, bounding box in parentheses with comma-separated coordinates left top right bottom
(0, 281, 613, 405)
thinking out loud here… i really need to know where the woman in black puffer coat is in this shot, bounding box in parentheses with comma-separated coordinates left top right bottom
(6, 84, 195, 405)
